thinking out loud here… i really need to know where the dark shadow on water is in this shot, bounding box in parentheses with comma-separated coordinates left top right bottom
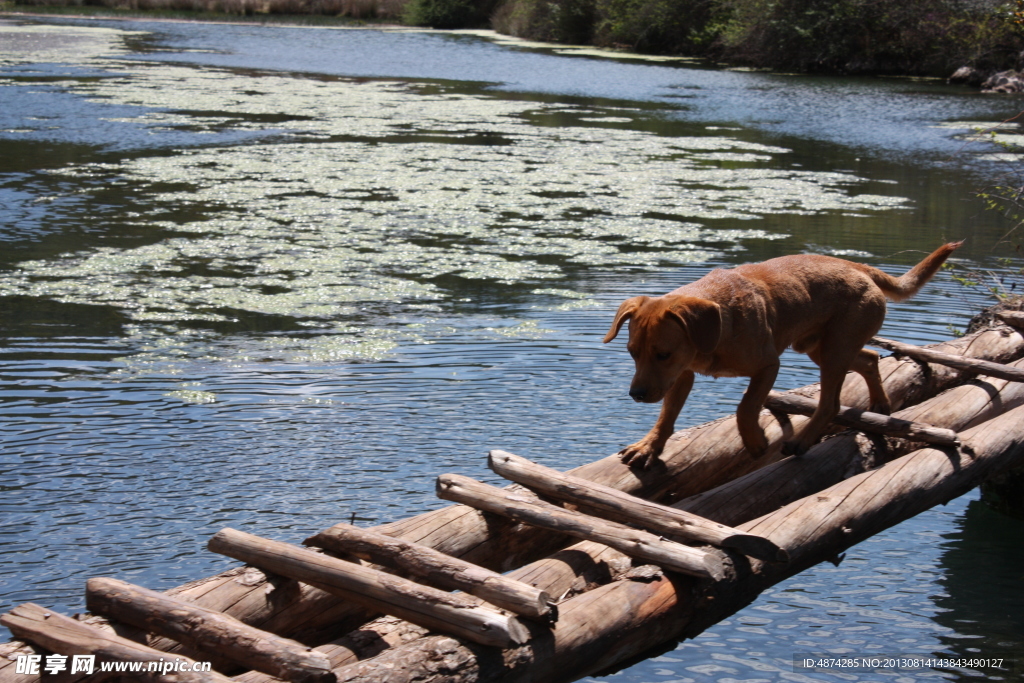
(934, 498, 1024, 680)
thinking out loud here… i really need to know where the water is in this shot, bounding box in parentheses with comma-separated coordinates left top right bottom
(1, 16, 1023, 681)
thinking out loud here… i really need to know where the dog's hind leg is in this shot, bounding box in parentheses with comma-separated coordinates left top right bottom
(850, 347, 890, 414)
(784, 343, 854, 456)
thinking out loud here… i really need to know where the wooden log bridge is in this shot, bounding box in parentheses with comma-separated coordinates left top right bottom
(4, 322, 1024, 683)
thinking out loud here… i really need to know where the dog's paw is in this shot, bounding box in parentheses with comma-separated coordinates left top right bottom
(740, 431, 770, 459)
(869, 399, 892, 416)
(619, 441, 661, 469)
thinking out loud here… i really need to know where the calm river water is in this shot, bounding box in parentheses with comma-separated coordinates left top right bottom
(1, 16, 1023, 681)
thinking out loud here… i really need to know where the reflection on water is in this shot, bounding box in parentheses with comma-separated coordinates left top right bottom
(1, 17, 1023, 682)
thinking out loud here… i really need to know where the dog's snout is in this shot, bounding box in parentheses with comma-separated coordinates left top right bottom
(629, 387, 647, 402)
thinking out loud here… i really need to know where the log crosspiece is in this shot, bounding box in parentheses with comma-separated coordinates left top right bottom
(0, 602, 233, 683)
(207, 528, 530, 648)
(871, 335, 1024, 383)
(487, 450, 788, 563)
(304, 524, 555, 622)
(436, 473, 729, 581)
(85, 577, 334, 683)
(764, 391, 960, 446)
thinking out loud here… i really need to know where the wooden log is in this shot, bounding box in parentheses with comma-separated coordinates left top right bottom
(303, 524, 554, 622)
(84, 577, 334, 683)
(436, 474, 729, 581)
(764, 391, 959, 445)
(0, 603, 233, 683)
(328, 404, 1024, 683)
(487, 450, 787, 563)
(996, 310, 1024, 329)
(4, 326, 1023, 683)
(206, 529, 530, 649)
(871, 335, 1024, 383)
(233, 541, 634, 683)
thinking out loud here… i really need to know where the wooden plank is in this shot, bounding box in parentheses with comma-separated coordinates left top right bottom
(435, 474, 729, 581)
(0, 603, 232, 683)
(764, 391, 960, 445)
(85, 577, 334, 683)
(487, 450, 787, 562)
(871, 335, 1024, 383)
(304, 524, 554, 622)
(207, 529, 530, 649)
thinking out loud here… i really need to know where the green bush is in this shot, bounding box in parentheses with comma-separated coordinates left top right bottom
(491, 0, 596, 43)
(404, 0, 495, 27)
(593, 0, 717, 53)
(715, 0, 1024, 75)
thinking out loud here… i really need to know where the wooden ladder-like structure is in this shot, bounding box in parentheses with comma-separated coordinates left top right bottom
(1, 448, 789, 682)
(3, 335, 1023, 682)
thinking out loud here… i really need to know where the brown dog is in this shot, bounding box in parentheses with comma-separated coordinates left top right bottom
(605, 242, 962, 468)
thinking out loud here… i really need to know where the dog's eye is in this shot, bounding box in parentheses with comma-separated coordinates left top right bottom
(656, 351, 672, 361)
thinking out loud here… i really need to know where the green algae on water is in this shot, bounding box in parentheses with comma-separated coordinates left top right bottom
(0, 26, 916, 366)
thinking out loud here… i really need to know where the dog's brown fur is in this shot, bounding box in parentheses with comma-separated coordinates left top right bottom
(605, 242, 962, 468)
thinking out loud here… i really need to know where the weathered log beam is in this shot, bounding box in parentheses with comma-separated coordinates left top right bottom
(303, 524, 554, 622)
(436, 474, 729, 581)
(329, 404, 1024, 683)
(764, 391, 959, 445)
(487, 450, 787, 562)
(207, 529, 530, 649)
(0, 602, 233, 683)
(233, 541, 633, 683)
(84, 577, 334, 683)
(871, 335, 1024, 383)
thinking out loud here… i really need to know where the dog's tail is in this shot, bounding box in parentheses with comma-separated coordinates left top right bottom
(859, 241, 963, 302)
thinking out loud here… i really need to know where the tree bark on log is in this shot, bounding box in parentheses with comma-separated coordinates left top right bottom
(3, 326, 1022, 683)
(84, 577, 334, 683)
(303, 524, 554, 622)
(0, 603, 233, 683)
(326, 404, 1024, 683)
(996, 310, 1024, 329)
(763, 391, 959, 445)
(436, 474, 729, 580)
(207, 529, 530, 649)
(871, 335, 1024, 383)
(487, 450, 786, 562)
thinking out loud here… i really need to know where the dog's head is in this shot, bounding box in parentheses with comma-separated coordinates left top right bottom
(604, 294, 721, 403)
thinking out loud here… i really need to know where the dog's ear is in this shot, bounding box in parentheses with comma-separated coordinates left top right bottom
(667, 296, 721, 354)
(604, 296, 648, 343)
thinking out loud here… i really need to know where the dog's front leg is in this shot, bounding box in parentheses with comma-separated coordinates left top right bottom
(619, 370, 695, 469)
(736, 361, 779, 459)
